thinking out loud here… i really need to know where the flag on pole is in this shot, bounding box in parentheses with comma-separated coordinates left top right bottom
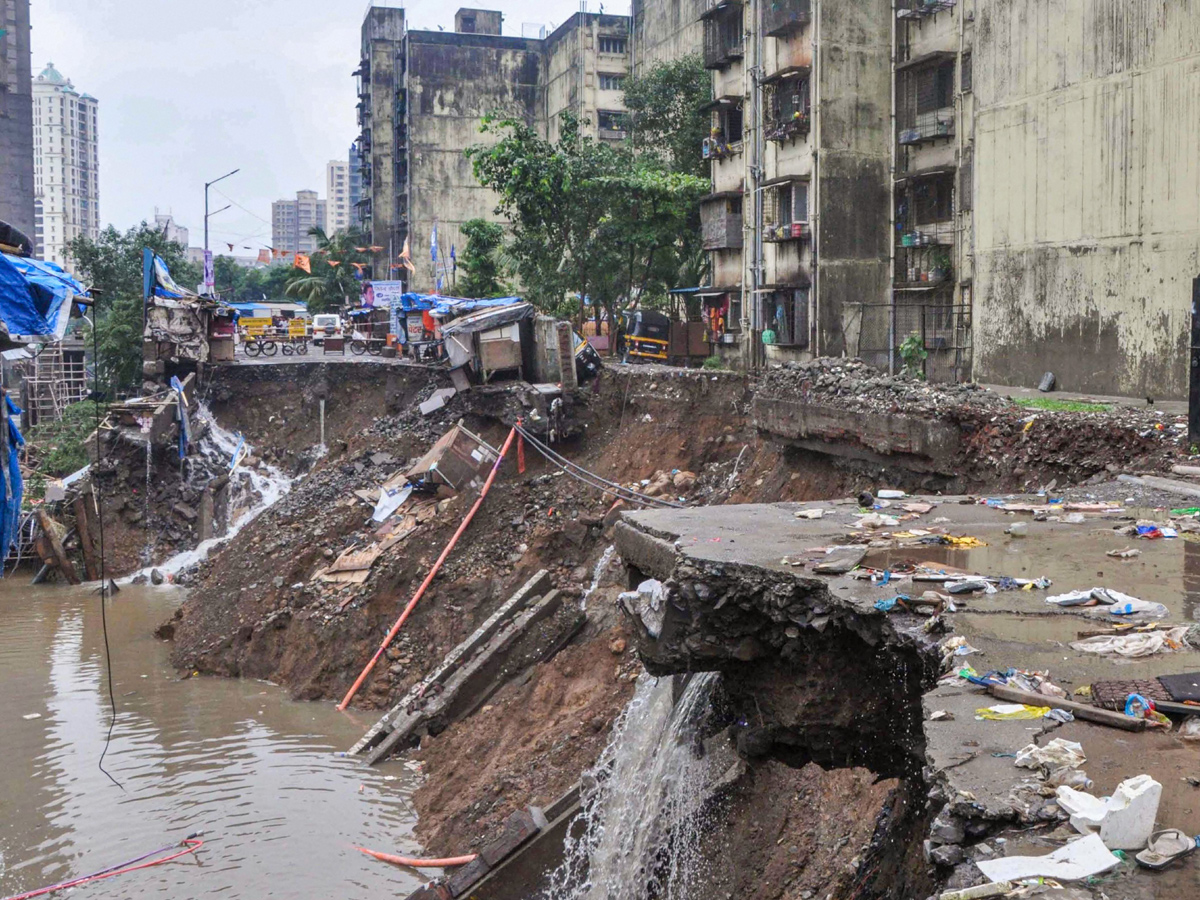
(430, 223, 438, 263)
(294, 253, 311, 273)
(450, 244, 457, 274)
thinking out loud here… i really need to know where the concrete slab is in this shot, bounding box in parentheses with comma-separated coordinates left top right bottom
(617, 496, 1200, 898)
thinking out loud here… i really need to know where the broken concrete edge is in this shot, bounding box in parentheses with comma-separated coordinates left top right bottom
(350, 569, 551, 756)
(403, 807, 546, 900)
(365, 588, 573, 764)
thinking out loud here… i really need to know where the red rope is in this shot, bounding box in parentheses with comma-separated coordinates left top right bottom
(2, 839, 204, 900)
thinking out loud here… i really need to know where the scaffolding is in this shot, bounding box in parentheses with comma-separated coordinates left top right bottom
(16, 341, 90, 429)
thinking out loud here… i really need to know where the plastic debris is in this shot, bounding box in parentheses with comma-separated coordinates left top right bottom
(794, 508, 825, 519)
(941, 636, 980, 665)
(977, 703, 1052, 721)
(1006, 522, 1029, 537)
(1056, 775, 1163, 850)
(947, 578, 994, 594)
(976, 834, 1119, 883)
(1106, 547, 1142, 558)
(874, 595, 908, 612)
(1046, 587, 1164, 617)
(1070, 626, 1190, 658)
(1015, 738, 1086, 770)
(856, 513, 900, 528)
(1179, 716, 1200, 741)
(877, 489, 906, 499)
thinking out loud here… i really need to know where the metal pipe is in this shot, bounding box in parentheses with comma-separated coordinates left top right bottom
(889, 0, 898, 374)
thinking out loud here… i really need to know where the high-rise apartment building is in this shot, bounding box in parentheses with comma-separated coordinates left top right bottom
(0, 0, 35, 240)
(271, 189, 326, 255)
(325, 159, 351, 234)
(356, 5, 632, 290)
(32, 62, 99, 269)
(154, 210, 189, 249)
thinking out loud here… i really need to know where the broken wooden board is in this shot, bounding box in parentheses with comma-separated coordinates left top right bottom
(365, 588, 569, 765)
(350, 570, 551, 758)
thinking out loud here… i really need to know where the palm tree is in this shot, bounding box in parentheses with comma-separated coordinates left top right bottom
(284, 226, 371, 313)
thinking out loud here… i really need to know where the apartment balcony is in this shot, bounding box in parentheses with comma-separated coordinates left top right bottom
(897, 0, 956, 18)
(763, 221, 810, 243)
(700, 192, 744, 251)
(895, 242, 953, 289)
(898, 220, 955, 248)
(702, 1, 744, 70)
(763, 0, 811, 38)
(898, 108, 954, 145)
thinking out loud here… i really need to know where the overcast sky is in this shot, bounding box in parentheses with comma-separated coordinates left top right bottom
(30, 0, 627, 256)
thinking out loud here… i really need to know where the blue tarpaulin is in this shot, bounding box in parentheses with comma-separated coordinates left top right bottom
(431, 296, 523, 317)
(0, 254, 82, 344)
(142, 248, 193, 300)
(0, 395, 24, 565)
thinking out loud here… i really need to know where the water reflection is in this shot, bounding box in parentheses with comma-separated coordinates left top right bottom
(0, 582, 423, 899)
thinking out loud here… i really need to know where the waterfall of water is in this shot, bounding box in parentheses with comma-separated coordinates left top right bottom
(546, 672, 720, 900)
(134, 404, 293, 578)
(580, 545, 617, 612)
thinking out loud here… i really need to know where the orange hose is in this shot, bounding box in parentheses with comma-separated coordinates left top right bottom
(337, 426, 518, 710)
(356, 847, 477, 869)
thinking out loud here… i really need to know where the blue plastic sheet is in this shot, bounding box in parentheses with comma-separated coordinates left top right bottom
(0, 253, 81, 342)
(0, 395, 24, 567)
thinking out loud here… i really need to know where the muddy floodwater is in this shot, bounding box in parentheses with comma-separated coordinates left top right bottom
(0, 581, 424, 899)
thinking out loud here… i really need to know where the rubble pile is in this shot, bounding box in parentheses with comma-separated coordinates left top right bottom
(762, 358, 1184, 484)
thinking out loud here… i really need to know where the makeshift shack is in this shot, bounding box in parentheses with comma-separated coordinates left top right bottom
(440, 302, 536, 383)
(405, 422, 500, 492)
(142, 250, 232, 379)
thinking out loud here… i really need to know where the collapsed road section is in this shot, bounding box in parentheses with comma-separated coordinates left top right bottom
(614, 495, 1200, 899)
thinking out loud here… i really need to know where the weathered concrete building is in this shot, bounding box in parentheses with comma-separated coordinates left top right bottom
(695, 0, 892, 369)
(271, 190, 326, 256)
(631, 0, 706, 74)
(356, 5, 632, 291)
(0, 0, 34, 240)
(970, 0, 1200, 399)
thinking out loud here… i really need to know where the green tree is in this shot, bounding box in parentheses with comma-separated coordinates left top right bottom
(622, 54, 712, 179)
(284, 226, 369, 313)
(213, 255, 250, 300)
(242, 264, 292, 302)
(468, 112, 706, 330)
(67, 223, 202, 398)
(457, 219, 508, 298)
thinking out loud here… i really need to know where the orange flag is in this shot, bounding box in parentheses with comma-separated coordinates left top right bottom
(352, 262, 366, 271)
(294, 253, 311, 273)
(399, 236, 416, 273)
(328, 260, 341, 267)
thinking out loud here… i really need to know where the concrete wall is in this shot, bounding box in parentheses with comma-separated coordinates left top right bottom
(814, 0, 892, 357)
(406, 32, 544, 291)
(972, 0, 1200, 398)
(631, 0, 705, 74)
(0, 0, 34, 238)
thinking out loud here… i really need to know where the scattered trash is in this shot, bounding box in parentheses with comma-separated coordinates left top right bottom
(1057, 774, 1163, 850)
(1014, 738, 1086, 771)
(22, 712, 41, 720)
(1178, 716, 1200, 741)
(902, 501, 935, 514)
(874, 595, 907, 612)
(929, 709, 955, 722)
(1046, 587, 1166, 617)
(1044, 708, 1076, 724)
(976, 834, 1119, 883)
(1006, 522, 1028, 537)
(938, 883, 1014, 900)
(1070, 626, 1190, 658)
(947, 578, 994, 595)
(794, 508, 825, 519)
(977, 703, 1052, 721)
(941, 635, 980, 666)
(1106, 547, 1142, 559)
(372, 484, 413, 523)
(1135, 829, 1199, 870)
(877, 489, 906, 499)
(617, 578, 667, 639)
(856, 513, 900, 529)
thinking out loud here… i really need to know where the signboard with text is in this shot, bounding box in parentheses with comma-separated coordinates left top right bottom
(241, 316, 272, 336)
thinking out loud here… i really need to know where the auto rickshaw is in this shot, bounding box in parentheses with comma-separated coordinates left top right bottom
(619, 309, 670, 363)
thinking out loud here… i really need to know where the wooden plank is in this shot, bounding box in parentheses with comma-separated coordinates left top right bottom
(73, 495, 99, 581)
(987, 683, 1145, 732)
(349, 570, 551, 756)
(35, 509, 79, 585)
(365, 588, 565, 764)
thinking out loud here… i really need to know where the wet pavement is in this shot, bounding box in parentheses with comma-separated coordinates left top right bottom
(0, 581, 425, 899)
(620, 492, 1200, 897)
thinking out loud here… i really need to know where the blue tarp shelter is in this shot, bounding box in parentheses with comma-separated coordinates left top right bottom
(0, 253, 83, 346)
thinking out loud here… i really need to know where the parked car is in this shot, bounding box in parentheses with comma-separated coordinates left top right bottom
(312, 314, 342, 345)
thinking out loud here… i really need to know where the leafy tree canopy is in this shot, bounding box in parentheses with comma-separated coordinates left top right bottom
(456, 218, 509, 299)
(283, 226, 370, 313)
(622, 54, 712, 179)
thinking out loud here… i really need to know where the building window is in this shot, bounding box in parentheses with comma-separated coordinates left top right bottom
(960, 52, 972, 93)
(763, 287, 810, 347)
(763, 181, 809, 241)
(703, 2, 744, 70)
(599, 72, 625, 91)
(898, 58, 956, 143)
(597, 110, 629, 135)
(763, 73, 810, 142)
(599, 37, 627, 54)
(704, 103, 743, 158)
(460, 15, 476, 32)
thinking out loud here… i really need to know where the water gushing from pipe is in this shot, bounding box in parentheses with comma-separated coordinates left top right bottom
(547, 672, 719, 900)
(580, 545, 616, 612)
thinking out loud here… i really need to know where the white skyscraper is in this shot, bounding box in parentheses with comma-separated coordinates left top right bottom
(32, 62, 98, 268)
(325, 160, 350, 234)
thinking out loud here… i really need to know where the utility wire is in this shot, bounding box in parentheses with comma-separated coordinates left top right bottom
(90, 291, 123, 792)
(513, 423, 684, 509)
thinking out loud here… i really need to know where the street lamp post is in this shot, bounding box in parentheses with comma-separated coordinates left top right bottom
(204, 169, 240, 294)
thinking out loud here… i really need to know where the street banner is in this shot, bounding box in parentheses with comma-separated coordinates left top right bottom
(203, 250, 215, 290)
